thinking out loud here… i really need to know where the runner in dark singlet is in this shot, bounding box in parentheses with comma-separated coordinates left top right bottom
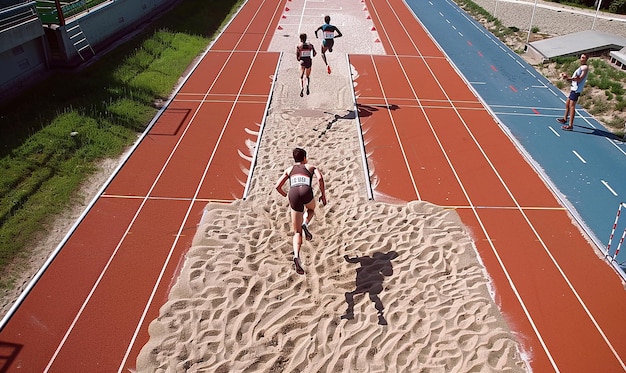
(275, 148, 327, 275)
(288, 164, 314, 213)
(315, 15, 342, 74)
(296, 33, 316, 97)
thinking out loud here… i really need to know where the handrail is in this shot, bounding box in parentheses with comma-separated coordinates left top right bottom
(35, 0, 110, 25)
(0, 1, 38, 32)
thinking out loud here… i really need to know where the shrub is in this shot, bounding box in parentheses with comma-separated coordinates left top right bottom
(609, 0, 626, 14)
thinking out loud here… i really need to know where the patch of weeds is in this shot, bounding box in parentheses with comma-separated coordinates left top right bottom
(589, 97, 611, 115)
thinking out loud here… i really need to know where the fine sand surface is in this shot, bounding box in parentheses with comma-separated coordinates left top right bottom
(136, 0, 529, 371)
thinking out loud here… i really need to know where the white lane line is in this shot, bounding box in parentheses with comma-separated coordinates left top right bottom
(602, 180, 619, 196)
(376, 0, 559, 368)
(394, 0, 626, 369)
(572, 150, 587, 163)
(297, 0, 307, 33)
(101, 194, 236, 203)
(549, 126, 561, 137)
(606, 137, 626, 156)
(368, 55, 421, 200)
(118, 0, 286, 370)
(46, 33, 250, 373)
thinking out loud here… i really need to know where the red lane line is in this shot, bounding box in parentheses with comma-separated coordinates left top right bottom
(454, 209, 556, 370)
(490, 65, 498, 72)
(474, 209, 624, 372)
(373, 104, 467, 205)
(197, 102, 268, 199)
(532, 108, 540, 115)
(509, 85, 518, 92)
(527, 210, 626, 347)
(423, 108, 520, 206)
(177, 52, 232, 95)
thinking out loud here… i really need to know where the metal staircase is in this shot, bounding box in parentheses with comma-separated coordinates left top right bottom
(66, 21, 95, 61)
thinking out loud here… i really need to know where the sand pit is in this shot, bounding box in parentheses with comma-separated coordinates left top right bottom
(136, 0, 528, 371)
(137, 196, 527, 371)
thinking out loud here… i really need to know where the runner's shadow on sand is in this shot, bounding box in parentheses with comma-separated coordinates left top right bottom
(340, 251, 398, 325)
(356, 103, 399, 118)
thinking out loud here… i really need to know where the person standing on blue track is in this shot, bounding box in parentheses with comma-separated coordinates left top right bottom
(557, 53, 589, 131)
(315, 15, 343, 74)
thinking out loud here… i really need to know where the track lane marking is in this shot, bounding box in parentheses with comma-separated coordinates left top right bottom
(549, 126, 561, 137)
(381, 0, 626, 369)
(572, 150, 587, 163)
(42, 0, 283, 371)
(602, 180, 619, 196)
(367, 2, 558, 366)
(442, 0, 626, 368)
(117, 0, 285, 370)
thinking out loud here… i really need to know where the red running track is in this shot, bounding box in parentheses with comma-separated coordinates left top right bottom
(1, 0, 625, 371)
(356, 0, 626, 371)
(0, 0, 286, 371)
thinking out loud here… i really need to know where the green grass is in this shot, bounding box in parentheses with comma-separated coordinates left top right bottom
(0, 0, 243, 289)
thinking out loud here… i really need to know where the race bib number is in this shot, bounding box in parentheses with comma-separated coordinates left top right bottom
(290, 175, 311, 186)
(300, 49, 312, 58)
(323, 31, 335, 39)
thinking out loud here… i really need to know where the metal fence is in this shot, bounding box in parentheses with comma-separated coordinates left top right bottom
(35, 0, 109, 24)
(0, 1, 38, 31)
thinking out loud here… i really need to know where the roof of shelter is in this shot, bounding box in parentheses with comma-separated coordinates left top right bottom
(526, 30, 626, 60)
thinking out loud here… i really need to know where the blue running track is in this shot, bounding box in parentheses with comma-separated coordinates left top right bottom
(406, 0, 626, 273)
